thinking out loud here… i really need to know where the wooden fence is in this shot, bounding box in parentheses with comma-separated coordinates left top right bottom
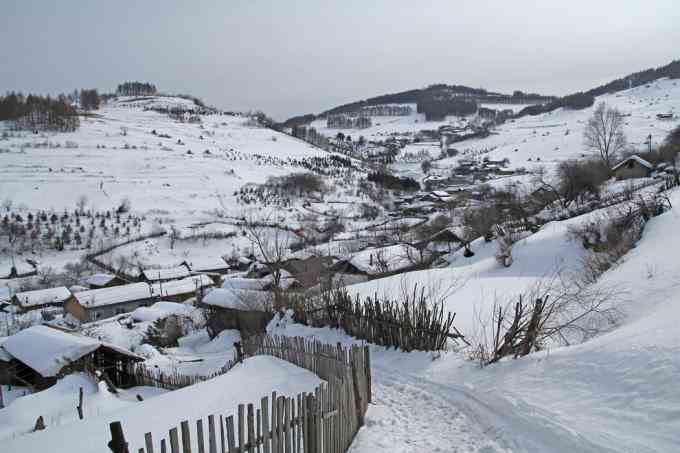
(296, 288, 466, 352)
(124, 356, 240, 391)
(109, 335, 371, 453)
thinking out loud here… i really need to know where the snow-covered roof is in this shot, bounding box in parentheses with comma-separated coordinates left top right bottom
(74, 282, 152, 308)
(150, 275, 214, 298)
(347, 244, 418, 275)
(130, 301, 195, 323)
(85, 273, 118, 287)
(13, 287, 72, 308)
(142, 265, 190, 282)
(1, 325, 100, 376)
(431, 190, 449, 198)
(202, 288, 269, 311)
(222, 277, 267, 291)
(0, 325, 141, 376)
(0, 286, 10, 303)
(183, 257, 230, 272)
(612, 155, 654, 171)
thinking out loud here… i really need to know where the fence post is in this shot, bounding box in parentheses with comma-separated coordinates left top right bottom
(234, 342, 244, 364)
(109, 421, 129, 453)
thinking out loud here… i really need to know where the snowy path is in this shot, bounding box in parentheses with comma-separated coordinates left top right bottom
(349, 365, 509, 453)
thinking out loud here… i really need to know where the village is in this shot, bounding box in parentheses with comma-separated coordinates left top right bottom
(0, 58, 679, 452)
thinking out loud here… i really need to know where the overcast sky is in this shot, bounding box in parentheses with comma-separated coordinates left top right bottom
(2, 1, 679, 120)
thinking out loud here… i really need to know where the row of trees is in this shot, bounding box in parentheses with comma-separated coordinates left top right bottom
(79, 89, 100, 110)
(291, 125, 330, 149)
(0, 92, 79, 131)
(116, 81, 157, 96)
(416, 91, 478, 121)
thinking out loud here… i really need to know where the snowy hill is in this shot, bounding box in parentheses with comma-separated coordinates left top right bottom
(0, 95, 333, 214)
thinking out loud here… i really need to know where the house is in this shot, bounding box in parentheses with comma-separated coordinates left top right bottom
(419, 228, 462, 253)
(182, 257, 231, 274)
(611, 155, 654, 180)
(0, 325, 142, 389)
(282, 256, 334, 289)
(150, 275, 214, 302)
(11, 287, 72, 312)
(200, 288, 272, 338)
(64, 282, 155, 322)
(84, 273, 126, 289)
(141, 265, 191, 283)
(331, 244, 423, 280)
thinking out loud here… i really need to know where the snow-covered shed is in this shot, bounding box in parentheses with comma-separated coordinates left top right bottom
(84, 273, 126, 289)
(282, 256, 334, 289)
(64, 282, 155, 322)
(150, 274, 214, 302)
(182, 256, 231, 274)
(612, 155, 654, 180)
(201, 288, 271, 338)
(332, 244, 420, 279)
(141, 265, 191, 283)
(11, 286, 72, 312)
(0, 325, 142, 389)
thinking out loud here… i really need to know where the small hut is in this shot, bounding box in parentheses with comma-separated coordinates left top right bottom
(0, 325, 142, 389)
(612, 155, 653, 180)
(84, 273, 126, 289)
(141, 265, 191, 283)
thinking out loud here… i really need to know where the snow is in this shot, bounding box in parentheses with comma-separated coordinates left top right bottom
(1, 325, 101, 377)
(12, 286, 72, 309)
(347, 244, 419, 275)
(74, 282, 152, 308)
(611, 154, 654, 171)
(222, 276, 267, 291)
(129, 301, 195, 323)
(183, 256, 230, 272)
(3, 356, 322, 452)
(150, 274, 214, 298)
(84, 273, 118, 287)
(203, 288, 271, 311)
(142, 265, 190, 282)
(0, 286, 10, 302)
(0, 373, 167, 441)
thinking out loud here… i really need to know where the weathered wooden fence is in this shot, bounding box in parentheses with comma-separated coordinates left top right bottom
(296, 288, 466, 352)
(109, 335, 371, 453)
(124, 356, 240, 391)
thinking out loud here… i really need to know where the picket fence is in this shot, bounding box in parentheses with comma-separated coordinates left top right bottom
(108, 335, 371, 453)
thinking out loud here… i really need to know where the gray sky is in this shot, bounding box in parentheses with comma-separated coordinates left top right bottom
(2, 1, 679, 120)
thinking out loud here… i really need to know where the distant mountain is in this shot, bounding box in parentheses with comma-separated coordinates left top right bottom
(283, 58, 680, 127)
(282, 85, 554, 128)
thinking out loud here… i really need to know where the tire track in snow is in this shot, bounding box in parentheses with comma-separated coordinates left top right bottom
(350, 363, 620, 453)
(348, 366, 509, 453)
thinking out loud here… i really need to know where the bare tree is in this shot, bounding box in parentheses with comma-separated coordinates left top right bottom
(76, 195, 88, 214)
(583, 102, 627, 168)
(242, 211, 291, 309)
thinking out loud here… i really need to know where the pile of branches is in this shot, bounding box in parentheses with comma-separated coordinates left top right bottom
(487, 296, 550, 364)
(297, 287, 466, 352)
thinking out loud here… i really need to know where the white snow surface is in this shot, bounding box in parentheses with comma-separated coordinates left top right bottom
(12, 286, 72, 308)
(2, 325, 102, 377)
(3, 356, 322, 452)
